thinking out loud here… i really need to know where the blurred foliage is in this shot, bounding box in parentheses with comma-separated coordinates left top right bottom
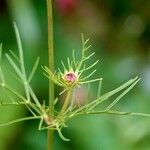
(0, 0, 150, 150)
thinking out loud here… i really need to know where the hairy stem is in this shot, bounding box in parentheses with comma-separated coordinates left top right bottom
(47, 0, 54, 150)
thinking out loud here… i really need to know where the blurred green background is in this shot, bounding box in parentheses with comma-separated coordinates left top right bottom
(0, 0, 150, 150)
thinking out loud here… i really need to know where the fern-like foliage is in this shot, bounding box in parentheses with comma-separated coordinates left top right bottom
(0, 23, 150, 141)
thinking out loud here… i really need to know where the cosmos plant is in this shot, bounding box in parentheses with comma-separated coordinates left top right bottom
(0, 0, 150, 149)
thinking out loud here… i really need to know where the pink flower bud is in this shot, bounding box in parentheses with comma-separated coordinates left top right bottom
(64, 72, 77, 83)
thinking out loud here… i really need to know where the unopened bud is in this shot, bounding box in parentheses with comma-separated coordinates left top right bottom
(64, 72, 77, 83)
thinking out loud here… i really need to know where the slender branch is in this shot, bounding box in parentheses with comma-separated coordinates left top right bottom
(106, 78, 140, 110)
(60, 89, 73, 114)
(84, 110, 150, 117)
(56, 125, 70, 141)
(47, 0, 54, 150)
(0, 101, 27, 106)
(0, 116, 41, 127)
(13, 22, 31, 102)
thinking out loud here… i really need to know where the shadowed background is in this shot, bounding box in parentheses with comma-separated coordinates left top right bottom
(0, 0, 150, 150)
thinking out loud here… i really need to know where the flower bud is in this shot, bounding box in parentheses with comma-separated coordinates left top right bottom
(64, 72, 77, 83)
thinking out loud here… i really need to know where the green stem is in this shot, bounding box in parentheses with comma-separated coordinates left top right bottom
(78, 110, 150, 117)
(60, 89, 73, 114)
(47, 0, 54, 150)
(0, 116, 41, 127)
